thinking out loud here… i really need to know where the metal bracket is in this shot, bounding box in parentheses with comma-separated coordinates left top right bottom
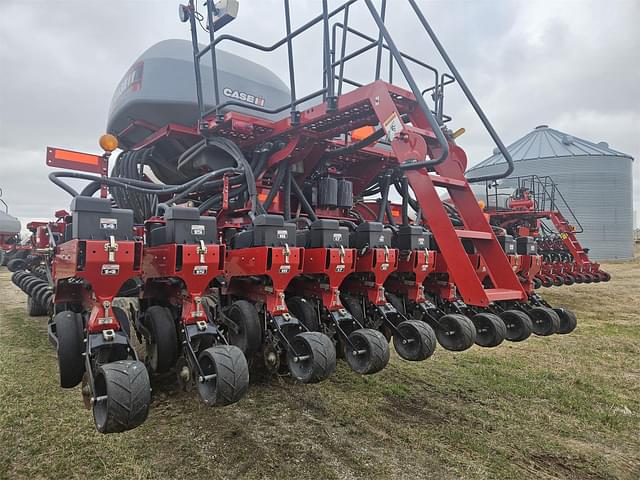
(196, 240, 208, 264)
(104, 236, 118, 262)
(339, 245, 346, 265)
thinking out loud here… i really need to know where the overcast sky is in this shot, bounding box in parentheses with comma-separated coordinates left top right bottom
(1, 0, 638, 229)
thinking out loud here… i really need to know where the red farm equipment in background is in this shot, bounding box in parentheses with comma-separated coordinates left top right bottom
(481, 175, 610, 288)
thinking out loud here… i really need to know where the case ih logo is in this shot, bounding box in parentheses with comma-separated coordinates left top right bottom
(112, 61, 144, 108)
(223, 88, 265, 107)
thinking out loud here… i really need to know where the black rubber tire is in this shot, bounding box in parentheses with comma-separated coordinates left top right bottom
(345, 328, 390, 374)
(37, 288, 53, 311)
(197, 345, 249, 406)
(552, 275, 564, 287)
(11, 270, 27, 285)
(592, 274, 601, 283)
(287, 296, 320, 332)
(600, 272, 611, 282)
(0, 249, 6, 266)
(142, 306, 177, 374)
(533, 277, 542, 289)
(541, 275, 554, 288)
(573, 273, 584, 284)
(22, 277, 42, 294)
(340, 295, 366, 324)
(529, 307, 560, 336)
(227, 300, 263, 356)
(31, 282, 49, 301)
(435, 314, 476, 351)
(563, 275, 575, 286)
(27, 295, 47, 317)
(499, 310, 533, 342)
(32, 283, 51, 307)
(583, 274, 593, 284)
(55, 310, 85, 388)
(287, 332, 336, 383)
(553, 308, 578, 334)
(471, 312, 507, 348)
(393, 320, 437, 361)
(93, 360, 151, 434)
(7, 258, 26, 272)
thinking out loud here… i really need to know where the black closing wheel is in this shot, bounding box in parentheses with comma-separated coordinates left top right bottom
(11, 270, 27, 285)
(27, 295, 47, 317)
(287, 332, 336, 383)
(93, 360, 151, 434)
(499, 310, 533, 342)
(393, 320, 437, 361)
(142, 306, 177, 374)
(345, 328, 390, 374)
(197, 345, 249, 406)
(7, 258, 26, 272)
(227, 300, 263, 357)
(435, 314, 476, 351)
(287, 296, 320, 331)
(54, 310, 85, 388)
(471, 313, 507, 348)
(553, 308, 578, 334)
(529, 307, 560, 336)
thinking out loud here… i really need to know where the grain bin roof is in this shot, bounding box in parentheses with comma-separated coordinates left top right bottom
(467, 125, 634, 171)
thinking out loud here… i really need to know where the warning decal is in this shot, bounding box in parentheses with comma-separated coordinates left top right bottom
(383, 112, 403, 142)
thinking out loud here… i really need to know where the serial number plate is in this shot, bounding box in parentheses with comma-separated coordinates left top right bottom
(194, 265, 208, 275)
(101, 264, 120, 275)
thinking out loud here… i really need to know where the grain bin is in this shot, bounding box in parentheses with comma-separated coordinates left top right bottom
(467, 125, 634, 260)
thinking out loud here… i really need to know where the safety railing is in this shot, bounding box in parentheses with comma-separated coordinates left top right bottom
(0, 188, 8, 214)
(182, 0, 515, 179)
(484, 175, 584, 233)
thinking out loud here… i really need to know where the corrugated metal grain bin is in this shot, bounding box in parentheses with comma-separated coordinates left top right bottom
(467, 125, 634, 260)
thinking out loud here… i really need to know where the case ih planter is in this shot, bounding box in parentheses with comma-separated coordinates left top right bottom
(7, 0, 596, 433)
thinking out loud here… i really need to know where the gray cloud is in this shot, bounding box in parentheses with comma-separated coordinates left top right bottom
(1, 0, 638, 227)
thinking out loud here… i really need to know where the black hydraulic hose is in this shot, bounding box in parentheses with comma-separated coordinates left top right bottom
(401, 177, 409, 226)
(324, 127, 387, 159)
(283, 167, 292, 221)
(323, 114, 411, 161)
(377, 172, 392, 223)
(385, 202, 396, 227)
(80, 181, 101, 197)
(252, 142, 274, 177)
(339, 219, 358, 231)
(290, 177, 318, 222)
(49, 169, 238, 198)
(262, 164, 286, 210)
(164, 167, 239, 207)
(197, 182, 249, 214)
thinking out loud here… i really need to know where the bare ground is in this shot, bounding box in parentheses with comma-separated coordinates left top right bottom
(0, 253, 638, 479)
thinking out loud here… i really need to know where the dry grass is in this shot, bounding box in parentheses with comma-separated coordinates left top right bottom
(1, 253, 639, 479)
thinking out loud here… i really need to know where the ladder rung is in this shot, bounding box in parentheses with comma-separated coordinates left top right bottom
(485, 288, 524, 301)
(429, 175, 467, 189)
(455, 230, 493, 240)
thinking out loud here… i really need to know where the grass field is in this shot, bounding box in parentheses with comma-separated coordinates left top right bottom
(1, 254, 639, 479)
